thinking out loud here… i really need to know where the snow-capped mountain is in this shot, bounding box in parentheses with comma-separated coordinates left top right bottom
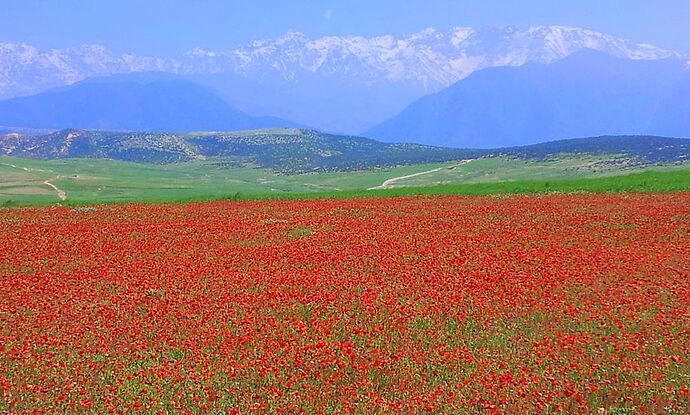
(0, 43, 175, 99)
(180, 26, 678, 90)
(367, 50, 690, 148)
(0, 26, 685, 133)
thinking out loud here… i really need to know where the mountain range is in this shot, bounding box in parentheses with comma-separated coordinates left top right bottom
(1, 26, 686, 133)
(367, 50, 690, 147)
(0, 73, 296, 132)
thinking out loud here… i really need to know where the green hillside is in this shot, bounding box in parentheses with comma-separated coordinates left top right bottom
(3, 129, 689, 206)
(3, 129, 689, 173)
(2, 155, 689, 206)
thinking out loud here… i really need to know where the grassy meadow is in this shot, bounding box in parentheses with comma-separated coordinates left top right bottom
(1, 155, 689, 206)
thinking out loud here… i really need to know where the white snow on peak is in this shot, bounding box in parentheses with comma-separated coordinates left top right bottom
(194, 25, 679, 88)
(451, 27, 475, 46)
(0, 25, 684, 99)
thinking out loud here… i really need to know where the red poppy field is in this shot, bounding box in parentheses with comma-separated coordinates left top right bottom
(1, 194, 689, 414)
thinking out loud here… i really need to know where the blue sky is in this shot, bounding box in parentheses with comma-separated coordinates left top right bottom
(2, 0, 688, 55)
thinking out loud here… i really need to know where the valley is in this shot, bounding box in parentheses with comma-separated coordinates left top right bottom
(2, 128, 689, 206)
(2, 153, 688, 206)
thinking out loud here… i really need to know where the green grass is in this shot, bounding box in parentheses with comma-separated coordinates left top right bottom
(382, 155, 641, 186)
(275, 169, 690, 200)
(1, 155, 689, 207)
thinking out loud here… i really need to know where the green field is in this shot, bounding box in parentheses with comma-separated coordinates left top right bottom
(1, 155, 689, 206)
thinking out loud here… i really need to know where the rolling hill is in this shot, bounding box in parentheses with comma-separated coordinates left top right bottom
(367, 50, 690, 148)
(490, 135, 690, 163)
(2, 129, 689, 206)
(0, 128, 478, 172)
(1, 128, 689, 173)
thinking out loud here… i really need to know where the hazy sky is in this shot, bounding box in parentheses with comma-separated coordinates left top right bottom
(2, 0, 689, 55)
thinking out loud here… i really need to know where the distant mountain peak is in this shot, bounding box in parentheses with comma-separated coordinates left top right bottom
(185, 47, 216, 58)
(0, 74, 299, 133)
(1, 25, 681, 98)
(275, 30, 309, 43)
(0, 25, 686, 133)
(367, 51, 690, 148)
(450, 27, 475, 45)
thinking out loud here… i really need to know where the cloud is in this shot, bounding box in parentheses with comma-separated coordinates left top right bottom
(324, 9, 333, 20)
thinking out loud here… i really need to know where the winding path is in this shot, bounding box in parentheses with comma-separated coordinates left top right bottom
(368, 159, 475, 190)
(0, 162, 49, 173)
(1, 162, 66, 200)
(0, 162, 31, 172)
(43, 180, 67, 201)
